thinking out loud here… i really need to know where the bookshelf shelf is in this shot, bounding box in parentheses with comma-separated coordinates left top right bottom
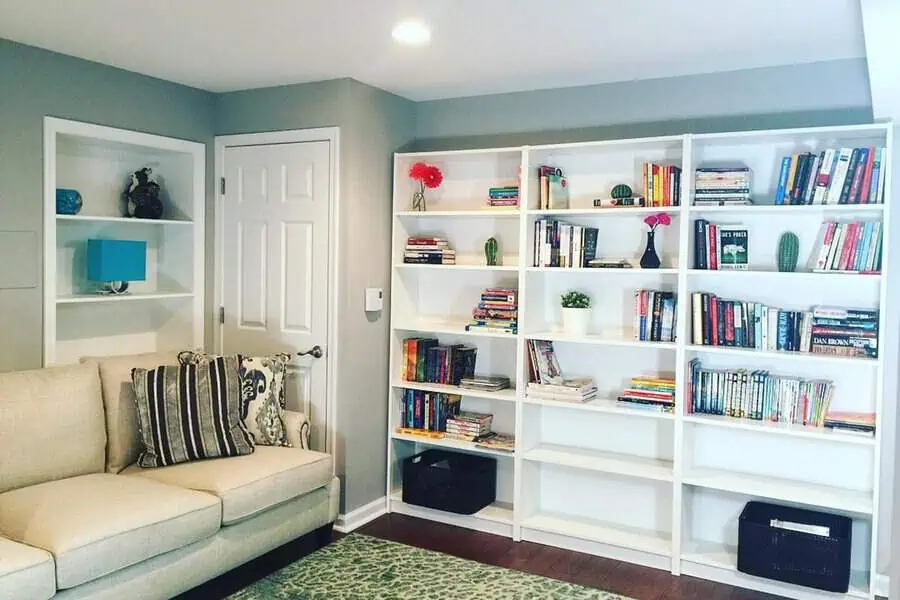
(56, 291, 194, 304)
(523, 443, 674, 482)
(392, 380, 517, 403)
(391, 432, 515, 458)
(388, 123, 892, 599)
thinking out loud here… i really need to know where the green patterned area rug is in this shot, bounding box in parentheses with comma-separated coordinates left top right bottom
(228, 534, 632, 599)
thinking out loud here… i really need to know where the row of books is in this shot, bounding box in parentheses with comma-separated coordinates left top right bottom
(526, 339, 563, 385)
(693, 167, 752, 206)
(398, 389, 461, 431)
(404, 236, 456, 265)
(810, 220, 882, 273)
(532, 220, 599, 268)
(689, 359, 834, 427)
(401, 338, 477, 385)
(693, 220, 749, 270)
(617, 375, 675, 412)
(488, 186, 519, 208)
(643, 162, 682, 207)
(526, 377, 597, 403)
(537, 165, 569, 210)
(775, 147, 886, 206)
(633, 289, 677, 342)
(690, 295, 879, 358)
(466, 287, 518, 334)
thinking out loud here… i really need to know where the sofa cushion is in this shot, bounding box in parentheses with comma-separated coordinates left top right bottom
(0, 473, 220, 589)
(85, 351, 180, 473)
(0, 538, 55, 600)
(132, 355, 255, 467)
(0, 363, 105, 494)
(123, 445, 332, 525)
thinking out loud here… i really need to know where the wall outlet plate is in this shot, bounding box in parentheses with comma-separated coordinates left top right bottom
(365, 287, 383, 312)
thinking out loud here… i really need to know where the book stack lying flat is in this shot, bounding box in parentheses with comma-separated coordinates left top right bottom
(526, 377, 598, 403)
(459, 375, 510, 392)
(775, 147, 886, 206)
(689, 359, 835, 426)
(445, 412, 493, 441)
(810, 221, 882, 273)
(824, 411, 875, 436)
(401, 338, 477, 384)
(693, 167, 752, 206)
(633, 289, 677, 342)
(643, 162, 682, 207)
(397, 390, 462, 433)
(488, 186, 519, 208)
(404, 236, 456, 265)
(810, 307, 878, 359)
(466, 287, 518, 334)
(533, 220, 599, 268)
(474, 432, 515, 452)
(618, 376, 675, 412)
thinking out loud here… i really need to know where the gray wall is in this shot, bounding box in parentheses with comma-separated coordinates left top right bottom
(414, 59, 873, 150)
(216, 79, 415, 513)
(0, 38, 215, 372)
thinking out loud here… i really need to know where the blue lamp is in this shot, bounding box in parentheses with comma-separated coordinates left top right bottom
(87, 239, 147, 294)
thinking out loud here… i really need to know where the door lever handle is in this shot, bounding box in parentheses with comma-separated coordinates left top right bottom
(298, 345, 323, 359)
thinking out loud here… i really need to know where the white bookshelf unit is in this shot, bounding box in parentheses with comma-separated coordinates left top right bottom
(43, 117, 205, 365)
(386, 123, 894, 600)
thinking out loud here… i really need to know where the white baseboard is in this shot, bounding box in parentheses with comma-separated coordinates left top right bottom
(874, 572, 889, 598)
(334, 496, 387, 533)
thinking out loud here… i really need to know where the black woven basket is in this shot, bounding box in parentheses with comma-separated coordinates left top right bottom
(402, 449, 496, 515)
(737, 501, 851, 593)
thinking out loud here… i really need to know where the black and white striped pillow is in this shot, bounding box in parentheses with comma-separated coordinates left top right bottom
(131, 355, 255, 468)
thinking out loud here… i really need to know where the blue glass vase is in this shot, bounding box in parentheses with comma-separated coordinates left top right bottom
(56, 189, 83, 215)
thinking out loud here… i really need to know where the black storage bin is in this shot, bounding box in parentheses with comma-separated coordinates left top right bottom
(737, 501, 852, 593)
(402, 449, 496, 515)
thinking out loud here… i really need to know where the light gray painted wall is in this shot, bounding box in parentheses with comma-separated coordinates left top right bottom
(414, 59, 873, 150)
(0, 38, 215, 372)
(215, 79, 415, 513)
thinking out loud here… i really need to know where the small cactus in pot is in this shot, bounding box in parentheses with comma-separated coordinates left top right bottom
(485, 237, 499, 266)
(777, 232, 799, 272)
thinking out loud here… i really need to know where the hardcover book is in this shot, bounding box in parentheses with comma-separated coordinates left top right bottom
(717, 226, 748, 270)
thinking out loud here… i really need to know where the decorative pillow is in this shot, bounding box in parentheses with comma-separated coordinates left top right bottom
(131, 355, 255, 467)
(178, 351, 292, 447)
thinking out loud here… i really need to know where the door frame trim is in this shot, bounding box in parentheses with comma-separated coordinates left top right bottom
(214, 127, 340, 459)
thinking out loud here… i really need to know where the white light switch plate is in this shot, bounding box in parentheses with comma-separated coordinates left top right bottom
(365, 287, 383, 312)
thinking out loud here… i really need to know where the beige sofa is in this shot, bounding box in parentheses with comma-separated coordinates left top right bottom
(0, 353, 339, 600)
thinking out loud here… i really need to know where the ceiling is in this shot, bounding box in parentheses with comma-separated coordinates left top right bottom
(0, 0, 866, 101)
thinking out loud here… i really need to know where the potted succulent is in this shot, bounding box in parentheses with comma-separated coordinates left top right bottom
(560, 290, 591, 336)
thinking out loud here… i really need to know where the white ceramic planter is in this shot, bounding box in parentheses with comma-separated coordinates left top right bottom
(561, 307, 590, 336)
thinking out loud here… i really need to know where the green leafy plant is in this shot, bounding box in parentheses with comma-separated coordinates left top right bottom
(561, 290, 591, 309)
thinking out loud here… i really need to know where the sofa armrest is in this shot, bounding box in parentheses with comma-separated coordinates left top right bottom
(283, 410, 310, 449)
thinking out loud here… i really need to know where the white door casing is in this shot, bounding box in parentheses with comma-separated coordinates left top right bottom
(220, 138, 332, 451)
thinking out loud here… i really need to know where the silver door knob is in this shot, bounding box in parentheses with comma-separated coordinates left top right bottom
(298, 345, 323, 359)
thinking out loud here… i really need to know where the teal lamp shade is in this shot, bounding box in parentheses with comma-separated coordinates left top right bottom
(87, 239, 147, 282)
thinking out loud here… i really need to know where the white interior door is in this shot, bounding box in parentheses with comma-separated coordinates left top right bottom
(222, 141, 330, 451)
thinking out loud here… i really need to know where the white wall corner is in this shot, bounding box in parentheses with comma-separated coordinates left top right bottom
(334, 496, 387, 533)
(861, 0, 900, 121)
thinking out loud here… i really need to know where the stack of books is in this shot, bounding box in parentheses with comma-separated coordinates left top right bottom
(617, 376, 675, 412)
(401, 338, 477, 385)
(526, 377, 598, 403)
(775, 147, 886, 206)
(693, 220, 749, 270)
(445, 412, 493, 441)
(691, 294, 812, 351)
(466, 288, 518, 334)
(526, 339, 563, 384)
(474, 432, 515, 452)
(810, 221, 882, 273)
(689, 359, 834, 426)
(643, 162, 682, 207)
(824, 411, 876, 436)
(537, 165, 568, 210)
(811, 307, 878, 359)
(404, 236, 456, 265)
(459, 375, 510, 392)
(488, 186, 519, 208)
(532, 220, 599, 268)
(693, 167, 752, 206)
(397, 390, 461, 433)
(633, 289, 677, 342)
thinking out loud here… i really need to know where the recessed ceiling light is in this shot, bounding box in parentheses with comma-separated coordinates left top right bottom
(392, 20, 431, 46)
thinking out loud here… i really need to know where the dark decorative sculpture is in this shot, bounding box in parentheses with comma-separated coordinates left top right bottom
(124, 167, 164, 219)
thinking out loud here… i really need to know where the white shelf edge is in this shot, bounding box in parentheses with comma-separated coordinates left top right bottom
(390, 432, 515, 458)
(389, 490, 514, 526)
(522, 396, 675, 420)
(56, 215, 193, 225)
(395, 263, 519, 272)
(527, 331, 677, 349)
(527, 267, 679, 275)
(527, 206, 683, 217)
(56, 291, 194, 304)
(686, 269, 881, 281)
(683, 414, 877, 446)
(688, 203, 884, 214)
(684, 344, 879, 366)
(521, 512, 672, 557)
(392, 380, 517, 402)
(522, 443, 674, 482)
(394, 322, 519, 339)
(395, 210, 521, 217)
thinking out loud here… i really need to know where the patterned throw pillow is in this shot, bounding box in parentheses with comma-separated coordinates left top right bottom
(131, 355, 255, 468)
(179, 351, 292, 447)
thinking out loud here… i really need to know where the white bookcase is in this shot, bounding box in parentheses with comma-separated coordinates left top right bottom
(386, 123, 893, 600)
(43, 117, 205, 365)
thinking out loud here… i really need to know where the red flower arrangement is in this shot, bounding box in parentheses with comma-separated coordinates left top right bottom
(643, 212, 672, 231)
(409, 162, 443, 189)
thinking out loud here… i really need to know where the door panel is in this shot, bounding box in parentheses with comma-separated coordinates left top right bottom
(223, 140, 330, 451)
